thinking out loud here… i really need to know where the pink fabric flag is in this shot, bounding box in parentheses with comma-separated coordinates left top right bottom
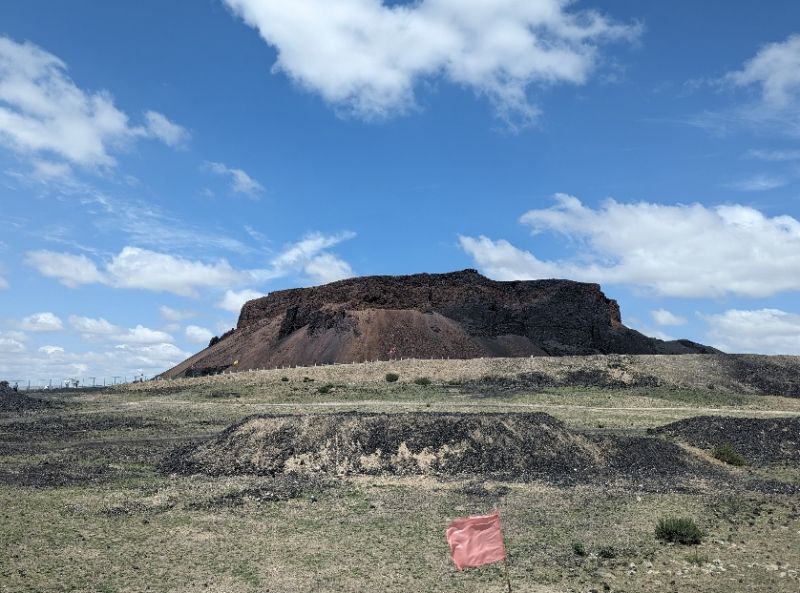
(445, 511, 507, 571)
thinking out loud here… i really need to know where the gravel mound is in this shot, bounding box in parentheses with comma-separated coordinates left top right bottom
(654, 415, 800, 465)
(162, 412, 717, 487)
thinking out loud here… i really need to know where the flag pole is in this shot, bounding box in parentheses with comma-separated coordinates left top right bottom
(503, 556, 512, 593)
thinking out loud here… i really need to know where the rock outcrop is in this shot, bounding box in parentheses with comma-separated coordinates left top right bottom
(162, 269, 717, 378)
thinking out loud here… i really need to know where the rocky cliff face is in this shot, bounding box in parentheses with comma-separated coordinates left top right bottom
(162, 270, 717, 378)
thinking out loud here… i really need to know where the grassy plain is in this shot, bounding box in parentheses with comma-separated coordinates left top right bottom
(2, 358, 799, 592)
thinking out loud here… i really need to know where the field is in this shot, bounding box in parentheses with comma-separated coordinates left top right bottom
(2, 355, 799, 592)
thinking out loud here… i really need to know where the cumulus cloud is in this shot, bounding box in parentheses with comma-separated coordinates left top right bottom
(105, 247, 243, 297)
(218, 288, 263, 313)
(0, 331, 26, 353)
(113, 325, 174, 345)
(651, 309, 687, 326)
(26, 246, 245, 297)
(0, 36, 187, 168)
(726, 34, 800, 109)
(185, 325, 215, 344)
(304, 252, 354, 284)
(68, 315, 119, 335)
(19, 312, 63, 332)
(24, 251, 105, 287)
(26, 232, 356, 297)
(38, 345, 64, 355)
(705, 308, 800, 354)
(460, 193, 800, 297)
(224, 0, 639, 124)
(206, 161, 264, 197)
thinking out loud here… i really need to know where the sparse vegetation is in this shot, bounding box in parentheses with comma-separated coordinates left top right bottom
(413, 376, 431, 385)
(598, 545, 617, 559)
(385, 372, 399, 383)
(4, 358, 799, 592)
(318, 383, 335, 394)
(655, 517, 704, 545)
(712, 442, 748, 466)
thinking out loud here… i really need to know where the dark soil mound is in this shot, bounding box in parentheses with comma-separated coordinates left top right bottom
(0, 387, 54, 413)
(654, 416, 800, 465)
(162, 412, 719, 489)
(163, 270, 716, 378)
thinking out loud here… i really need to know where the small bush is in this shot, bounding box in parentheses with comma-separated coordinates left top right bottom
(655, 517, 704, 545)
(413, 376, 432, 386)
(598, 545, 616, 559)
(280, 377, 289, 382)
(318, 383, 335, 394)
(711, 443, 747, 466)
(572, 542, 586, 556)
(385, 373, 399, 383)
(302, 376, 314, 383)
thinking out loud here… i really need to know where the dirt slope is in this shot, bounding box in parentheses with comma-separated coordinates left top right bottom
(163, 270, 716, 378)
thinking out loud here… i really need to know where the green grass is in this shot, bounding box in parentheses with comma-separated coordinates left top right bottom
(655, 517, 704, 545)
(711, 443, 748, 466)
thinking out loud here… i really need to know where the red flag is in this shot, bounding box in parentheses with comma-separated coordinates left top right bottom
(445, 511, 506, 571)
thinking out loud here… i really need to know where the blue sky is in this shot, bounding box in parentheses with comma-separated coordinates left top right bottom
(2, 0, 800, 383)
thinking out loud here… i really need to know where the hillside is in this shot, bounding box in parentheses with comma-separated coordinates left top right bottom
(163, 270, 717, 378)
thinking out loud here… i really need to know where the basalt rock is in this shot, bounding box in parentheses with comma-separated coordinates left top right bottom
(162, 269, 717, 377)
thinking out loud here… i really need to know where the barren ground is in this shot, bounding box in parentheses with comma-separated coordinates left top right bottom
(1, 355, 799, 592)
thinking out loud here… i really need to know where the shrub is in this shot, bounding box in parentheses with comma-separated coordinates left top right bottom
(208, 336, 220, 348)
(655, 517, 704, 545)
(302, 376, 314, 383)
(318, 383, 335, 394)
(385, 373, 400, 383)
(413, 376, 432, 386)
(598, 545, 616, 559)
(572, 542, 586, 556)
(711, 443, 747, 466)
(281, 377, 289, 382)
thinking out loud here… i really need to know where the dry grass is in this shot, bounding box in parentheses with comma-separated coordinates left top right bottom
(2, 356, 800, 592)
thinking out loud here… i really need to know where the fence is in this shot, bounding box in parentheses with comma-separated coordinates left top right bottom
(3, 375, 151, 391)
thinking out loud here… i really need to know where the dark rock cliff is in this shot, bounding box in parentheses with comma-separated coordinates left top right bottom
(163, 270, 718, 378)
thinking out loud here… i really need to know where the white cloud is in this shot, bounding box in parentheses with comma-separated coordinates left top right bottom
(218, 288, 263, 313)
(726, 34, 800, 109)
(113, 325, 174, 345)
(651, 309, 687, 326)
(304, 252, 353, 284)
(24, 250, 105, 287)
(0, 36, 186, 168)
(142, 110, 189, 147)
(705, 308, 800, 355)
(185, 325, 215, 344)
(159, 305, 195, 322)
(68, 315, 119, 335)
(224, 0, 639, 124)
(0, 274, 7, 290)
(26, 246, 245, 297)
(0, 331, 26, 353)
(725, 174, 786, 192)
(206, 161, 264, 197)
(38, 345, 64, 355)
(460, 193, 800, 298)
(269, 231, 356, 281)
(19, 312, 63, 332)
(105, 247, 243, 297)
